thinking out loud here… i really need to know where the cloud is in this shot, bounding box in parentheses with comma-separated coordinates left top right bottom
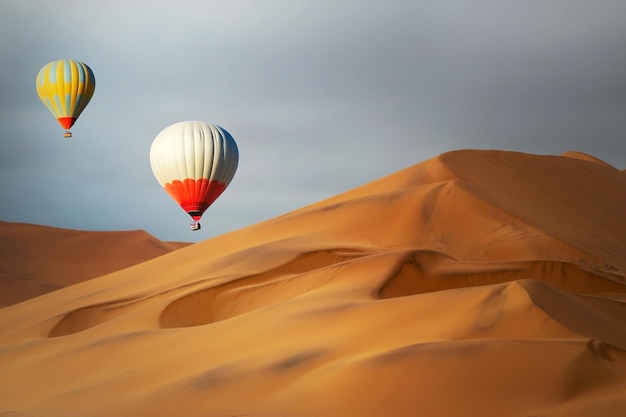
(1, 0, 625, 242)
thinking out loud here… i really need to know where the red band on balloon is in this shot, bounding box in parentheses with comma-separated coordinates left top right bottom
(57, 117, 77, 129)
(164, 178, 227, 220)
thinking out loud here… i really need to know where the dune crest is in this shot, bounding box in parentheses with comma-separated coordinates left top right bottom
(561, 150, 613, 166)
(0, 150, 625, 417)
(440, 150, 626, 273)
(518, 279, 626, 350)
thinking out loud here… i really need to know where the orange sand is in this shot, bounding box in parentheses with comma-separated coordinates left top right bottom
(0, 221, 191, 306)
(0, 149, 625, 417)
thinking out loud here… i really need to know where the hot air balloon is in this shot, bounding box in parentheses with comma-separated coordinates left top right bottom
(36, 59, 95, 138)
(150, 121, 239, 231)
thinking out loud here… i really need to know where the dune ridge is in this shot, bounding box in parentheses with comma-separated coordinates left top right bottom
(439, 150, 626, 273)
(0, 149, 625, 417)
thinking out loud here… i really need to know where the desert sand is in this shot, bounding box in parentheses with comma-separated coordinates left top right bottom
(0, 221, 191, 306)
(0, 149, 625, 417)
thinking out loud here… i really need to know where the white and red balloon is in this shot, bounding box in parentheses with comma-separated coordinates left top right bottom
(150, 121, 239, 230)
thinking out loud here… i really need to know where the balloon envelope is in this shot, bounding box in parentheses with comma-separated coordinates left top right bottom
(36, 59, 95, 134)
(149, 121, 239, 223)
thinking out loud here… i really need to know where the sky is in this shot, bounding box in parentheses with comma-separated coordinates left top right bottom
(1, 0, 626, 243)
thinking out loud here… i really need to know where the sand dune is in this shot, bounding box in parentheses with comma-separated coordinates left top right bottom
(0, 221, 191, 306)
(0, 149, 625, 417)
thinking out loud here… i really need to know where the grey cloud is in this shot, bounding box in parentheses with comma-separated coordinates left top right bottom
(1, 0, 625, 242)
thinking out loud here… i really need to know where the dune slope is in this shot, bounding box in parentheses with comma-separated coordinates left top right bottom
(0, 221, 191, 306)
(0, 150, 625, 417)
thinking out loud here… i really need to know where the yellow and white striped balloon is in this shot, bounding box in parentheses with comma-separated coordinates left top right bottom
(36, 59, 95, 137)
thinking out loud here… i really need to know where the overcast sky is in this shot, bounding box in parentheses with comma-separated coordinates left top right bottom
(1, 1, 625, 243)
